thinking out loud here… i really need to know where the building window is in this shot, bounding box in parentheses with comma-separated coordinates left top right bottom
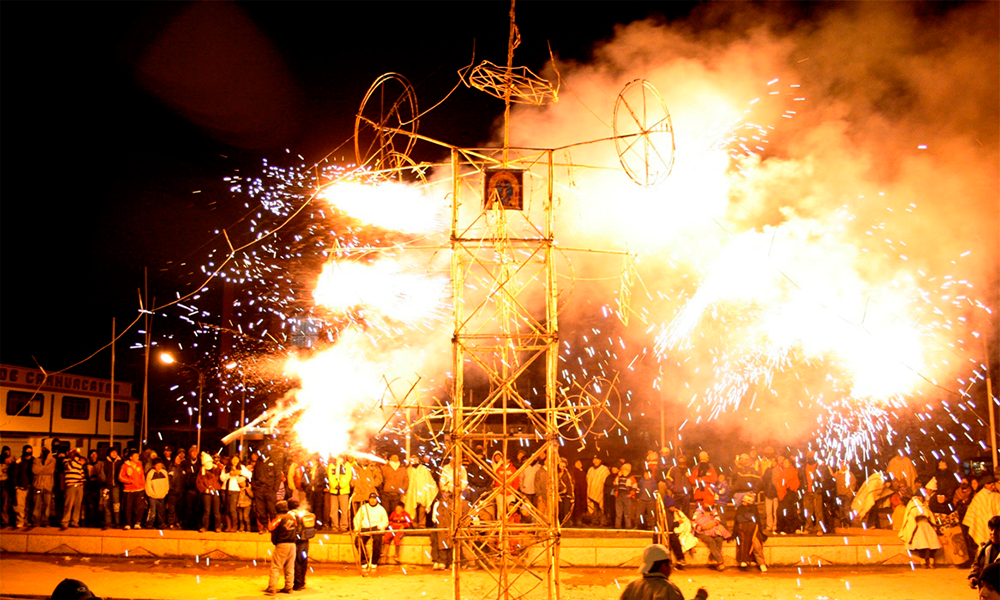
(61, 396, 91, 420)
(104, 402, 130, 423)
(6, 391, 44, 417)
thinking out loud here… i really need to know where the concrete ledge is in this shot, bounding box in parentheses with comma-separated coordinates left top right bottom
(0, 526, 931, 567)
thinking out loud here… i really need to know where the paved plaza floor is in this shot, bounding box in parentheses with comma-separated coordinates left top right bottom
(0, 554, 965, 600)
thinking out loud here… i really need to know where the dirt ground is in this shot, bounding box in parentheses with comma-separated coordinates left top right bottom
(0, 554, 964, 600)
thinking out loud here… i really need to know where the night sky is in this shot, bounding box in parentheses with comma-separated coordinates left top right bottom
(1, 1, 699, 381)
(4, 2, 996, 463)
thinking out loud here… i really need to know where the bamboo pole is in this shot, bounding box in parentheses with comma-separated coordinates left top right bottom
(110, 318, 115, 449)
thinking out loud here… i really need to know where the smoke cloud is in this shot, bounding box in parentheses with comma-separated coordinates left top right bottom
(491, 2, 1000, 457)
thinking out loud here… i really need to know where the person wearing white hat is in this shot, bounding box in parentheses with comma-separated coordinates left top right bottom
(619, 544, 708, 600)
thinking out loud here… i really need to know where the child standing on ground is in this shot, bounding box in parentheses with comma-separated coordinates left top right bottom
(237, 478, 253, 532)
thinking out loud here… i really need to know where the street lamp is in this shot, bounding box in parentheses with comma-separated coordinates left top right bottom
(160, 352, 205, 452)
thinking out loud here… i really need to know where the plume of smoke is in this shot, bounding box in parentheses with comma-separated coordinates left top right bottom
(498, 2, 999, 452)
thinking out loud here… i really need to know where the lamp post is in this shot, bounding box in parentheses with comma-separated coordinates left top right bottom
(225, 361, 247, 459)
(160, 353, 205, 452)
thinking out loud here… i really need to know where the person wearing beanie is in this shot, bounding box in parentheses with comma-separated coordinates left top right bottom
(692, 502, 730, 571)
(734, 493, 768, 572)
(354, 491, 389, 572)
(51, 578, 101, 600)
(619, 544, 708, 600)
(667, 456, 692, 517)
(286, 498, 312, 591)
(689, 451, 718, 508)
(265, 500, 297, 594)
(13, 444, 35, 528)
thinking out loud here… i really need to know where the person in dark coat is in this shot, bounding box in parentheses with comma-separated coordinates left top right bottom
(266, 500, 297, 594)
(619, 544, 708, 600)
(1, 446, 13, 527)
(930, 461, 959, 501)
(167, 454, 186, 529)
(968, 515, 1000, 590)
(253, 449, 282, 533)
(84, 451, 102, 527)
(183, 447, 201, 530)
(97, 448, 122, 530)
(12, 445, 35, 528)
(429, 491, 456, 570)
(380, 455, 409, 520)
(977, 562, 1000, 600)
(286, 499, 310, 591)
(667, 457, 692, 517)
(734, 492, 768, 571)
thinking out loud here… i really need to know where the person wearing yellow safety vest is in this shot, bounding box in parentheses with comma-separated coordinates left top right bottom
(326, 455, 355, 533)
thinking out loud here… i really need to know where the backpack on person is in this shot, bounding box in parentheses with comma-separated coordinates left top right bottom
(293, 509, 316, 540)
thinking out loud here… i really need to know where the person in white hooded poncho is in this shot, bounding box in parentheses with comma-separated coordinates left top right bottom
(852, 471, 893, 527)
(586, 457, 611, 526)
(403, 457, 438, 527)
(898, 489, 941, 568)
(438, 457, 468, 496)
(964, 475, 1000, 547)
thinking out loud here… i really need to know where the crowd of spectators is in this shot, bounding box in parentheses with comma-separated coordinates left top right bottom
(1, 440, 997, 576)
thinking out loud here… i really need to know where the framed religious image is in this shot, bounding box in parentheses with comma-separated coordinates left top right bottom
(484, 168, 524, 210)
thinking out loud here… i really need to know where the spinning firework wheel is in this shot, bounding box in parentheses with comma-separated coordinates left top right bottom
(381, 150, 428, 184)
(355, 73, 419, 171)
(555, 375, 624, 441)
(613, 79, 676, 187)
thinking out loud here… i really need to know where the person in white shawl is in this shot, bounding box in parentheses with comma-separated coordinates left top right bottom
(671, 507, 698, 554)
(404, 457, 438, 528)
(964, 475, 1000, 546)
(852, 471, 894, 527)
(899, 489, 942, 568)
(887, 453, 918, 492)
(438, 457, 469, 496)
(586, 457, 611, 526)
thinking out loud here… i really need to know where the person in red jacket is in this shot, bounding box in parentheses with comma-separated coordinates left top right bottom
(118, 450, 146, 529)
(196, 453, 223, 532)
(492, 451, 519, 520)
(775, 456, 801, 534)
(689, 451, 719, 507)
(383, 501, 412, 564)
